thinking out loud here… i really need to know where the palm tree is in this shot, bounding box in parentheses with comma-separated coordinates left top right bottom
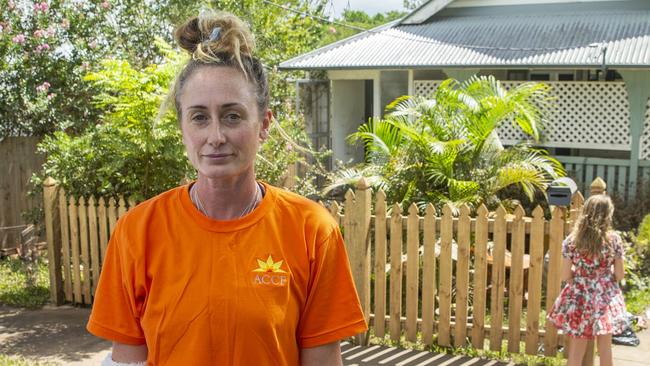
(326, 75, 564, 211)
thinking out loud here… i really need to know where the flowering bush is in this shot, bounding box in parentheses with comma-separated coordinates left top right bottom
(0, 0, 185, 137)
(1, 0, 333, 138)
(36, 41, 191, 200)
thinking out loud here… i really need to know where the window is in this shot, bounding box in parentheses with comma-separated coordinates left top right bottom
(558, 73, 575, 81)
(507, 70, 528, 81)
(530, 73, 550, 81)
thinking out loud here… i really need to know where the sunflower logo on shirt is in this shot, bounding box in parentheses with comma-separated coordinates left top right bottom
(252, 255, 288, 286)
(253, 255, 287, 273)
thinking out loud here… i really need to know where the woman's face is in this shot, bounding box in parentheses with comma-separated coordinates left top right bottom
(179, 66, 270, 182)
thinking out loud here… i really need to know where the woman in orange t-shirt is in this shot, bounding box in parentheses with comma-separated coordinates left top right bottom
(87, 11, 367, 366)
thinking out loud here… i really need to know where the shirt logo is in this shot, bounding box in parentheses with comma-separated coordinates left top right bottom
(252, 255, 288, 286)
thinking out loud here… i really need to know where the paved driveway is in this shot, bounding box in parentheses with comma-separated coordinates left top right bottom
(0, 305, 110, 365)
(1, 305, 648, 365)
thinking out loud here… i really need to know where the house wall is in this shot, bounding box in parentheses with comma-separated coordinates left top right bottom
(331, 80, 366, 164)
(414, 70, 447, 80)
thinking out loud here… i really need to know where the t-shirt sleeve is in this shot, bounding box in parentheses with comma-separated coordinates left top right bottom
(297, 227, 368, 348)
(612, 232, 625, 259)
(86, 221, 147, 345)
(561, 237, 574, 260)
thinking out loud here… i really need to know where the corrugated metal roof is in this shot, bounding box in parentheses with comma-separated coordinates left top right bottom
(279, 11, 650, 70)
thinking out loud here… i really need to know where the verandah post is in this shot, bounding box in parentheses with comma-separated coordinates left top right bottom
(43, 177, 64, 305)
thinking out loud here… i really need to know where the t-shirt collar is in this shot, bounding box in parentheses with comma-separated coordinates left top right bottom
(178, 181, 275, 232)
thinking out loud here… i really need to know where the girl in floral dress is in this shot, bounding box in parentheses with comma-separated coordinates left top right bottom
(547, 194, 627, 366)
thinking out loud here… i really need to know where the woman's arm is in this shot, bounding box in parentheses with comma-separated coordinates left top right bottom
(300, 341, 342, 366)
(110, 342, 147, 363)
(614, 257, 624, 282)
(560, 257, 573, 283)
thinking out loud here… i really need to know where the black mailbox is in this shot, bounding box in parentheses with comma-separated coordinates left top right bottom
(547, 177, 578, 206)
(547, 185, 573, 206)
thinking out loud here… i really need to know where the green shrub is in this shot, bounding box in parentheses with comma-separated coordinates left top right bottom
(35, 41, 191, 201)
(34, 41, 328, 202)
(625, 287, 650, 316)
(610, 179, 650, 232)
(636, 214, 650, 251)
(327, 76, 564, 212)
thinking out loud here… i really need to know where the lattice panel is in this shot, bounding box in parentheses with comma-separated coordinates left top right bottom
(413, 80, 630, 150)
(414, 81, 440, 98)
(640, 97, 650, 160)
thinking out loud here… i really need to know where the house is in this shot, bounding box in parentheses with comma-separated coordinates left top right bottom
(279, 0, 650, 198)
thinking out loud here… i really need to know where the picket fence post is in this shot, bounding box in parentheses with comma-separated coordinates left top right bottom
(346, 178, 371, 345)
(590, 177, 607, 195)
(43, 177, 64, 305)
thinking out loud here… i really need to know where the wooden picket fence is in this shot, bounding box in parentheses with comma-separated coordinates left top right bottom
(43, 177, 607, 357)
(43, 178, 138, 306)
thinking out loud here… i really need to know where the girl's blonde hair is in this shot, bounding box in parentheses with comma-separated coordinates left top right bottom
(570, 194, 615, 256)
(170, 11, 269, 122)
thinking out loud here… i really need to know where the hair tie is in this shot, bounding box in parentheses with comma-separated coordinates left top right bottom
(209, 26, 222, 42)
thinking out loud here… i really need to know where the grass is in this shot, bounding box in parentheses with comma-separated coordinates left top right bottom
(0, 257, 55, 366)
(0, 256, 50, 309)
(0, 355, 56, 366)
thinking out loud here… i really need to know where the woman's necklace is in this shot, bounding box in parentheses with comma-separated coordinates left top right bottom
(190, 183, 262, 218)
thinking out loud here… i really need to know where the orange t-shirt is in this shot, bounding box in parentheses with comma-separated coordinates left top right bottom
(87, 182, 367, 365)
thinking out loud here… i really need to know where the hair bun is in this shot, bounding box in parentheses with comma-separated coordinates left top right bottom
(175, 11, 255, 64)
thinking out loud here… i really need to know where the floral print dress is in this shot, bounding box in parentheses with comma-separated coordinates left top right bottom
(546, 232, 627, 338)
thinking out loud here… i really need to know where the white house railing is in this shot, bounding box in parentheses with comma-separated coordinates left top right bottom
(555, 156, 650, 200)
(414, 80, 633, 152)
(414, 80, 650, 199)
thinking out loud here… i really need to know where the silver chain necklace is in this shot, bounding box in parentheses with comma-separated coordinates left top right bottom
(190, 183, 261, 218)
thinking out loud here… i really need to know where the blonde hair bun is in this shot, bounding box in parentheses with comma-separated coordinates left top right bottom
(175, 11, 255, 69)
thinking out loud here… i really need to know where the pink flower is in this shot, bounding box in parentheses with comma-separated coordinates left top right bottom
(328, 26, 337, 34)
(35, 43, 50, 53)
(80, 61, 90, 70)
(101, 1, 110, 9)
(286, 144, 293, 152)
(47, 93, 56, 100)
(88, 40, 97, 49)
(33, 2, 49, 13)
(8, 1, 15, 10)
(36, 82, 51, 93)
(12, 34, 26, 44)
(34, 29, 44, 38)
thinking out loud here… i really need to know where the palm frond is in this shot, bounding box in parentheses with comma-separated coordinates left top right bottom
(323, 166, 387, 195)
(347, 118, 402, 160)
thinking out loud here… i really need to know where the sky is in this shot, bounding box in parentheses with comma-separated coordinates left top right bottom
(326, 0, 408, 18)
